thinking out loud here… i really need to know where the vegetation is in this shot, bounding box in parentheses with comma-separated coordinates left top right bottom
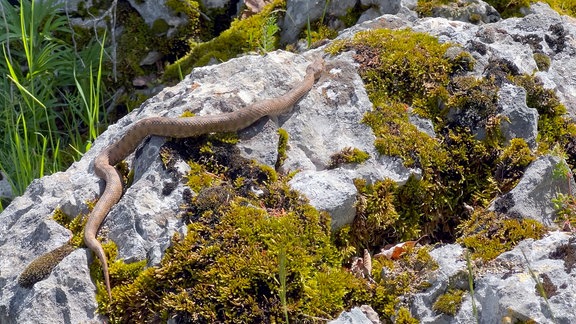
(0, 0, 107, 202)
(416, 0, 576, 18)
(433, 289, 465, 316)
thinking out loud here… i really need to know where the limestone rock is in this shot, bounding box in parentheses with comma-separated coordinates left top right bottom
(497, 83, 539, 150)
(329, 305, 381, 324)
(428, 0, 501, 24)
(456, 231, 576, 323)
(411, 244, 468, 323)
(491, 155, 575, 227)
(0, 171, 13, 200)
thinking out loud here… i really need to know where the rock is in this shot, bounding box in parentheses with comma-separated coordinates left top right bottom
(428, 0, 501, 24)
(329, 305, 381, 324)
(0, 171, 13, 200)
(127, 0, 189, 36)
(491, 155, 575, 227)
(455, 231, 576, 323)
(411, 244, 469, 323)
(281, 0, 419, 44)
(497, 83, 539, 149)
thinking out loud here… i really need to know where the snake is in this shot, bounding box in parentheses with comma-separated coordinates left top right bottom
(84, 57, 324, 299)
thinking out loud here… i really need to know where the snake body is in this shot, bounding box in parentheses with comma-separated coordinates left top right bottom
(84, 58, 324, 298)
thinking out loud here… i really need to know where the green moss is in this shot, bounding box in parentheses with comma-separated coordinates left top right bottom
(307, 23, 339, 45)
(396, 306, 419, 323)
(496, 138, 535, 192)
(92, 241, 147, 305)
(328, 147, 370, 169)
(533, 52, 551, 71)
(52, 208, 88, 248)
(415, 0, 453, 17)
(275, 128, 289, 170)
(433, 289, 465, 316)
(457, 209, 547, 261)
(151, 18, 170, 35)
(347, 246, 438, 320)
(163, 0, 285, 81)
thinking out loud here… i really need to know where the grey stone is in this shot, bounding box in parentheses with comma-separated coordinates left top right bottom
(329, 305, 380, 324)
(491, 155, 575, 227)
(0, 171, 13, 200)
(497, 83, 539, 150)
(429, 0, 501, 24)
(411, 244, 468, 323)
(455, 231, 576, 323)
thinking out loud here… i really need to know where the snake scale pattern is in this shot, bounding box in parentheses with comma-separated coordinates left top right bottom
(86, 58, 324, 298)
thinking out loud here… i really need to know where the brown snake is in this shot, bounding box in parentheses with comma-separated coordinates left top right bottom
(84, 58, 324, 298)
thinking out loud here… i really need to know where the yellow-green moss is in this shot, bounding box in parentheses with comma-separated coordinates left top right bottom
(533, 52, 551, 71)
(275, 128, 289, 170)
(328, 147, 370, 169)
(396, 306, 420, 323)
(346, 245, 438, 320)
(457, 209, 547, 261)
(433, 289, 465, 316)
(415, 0, 453, 17)
(163, 0, 285, 81)
(496, 138, 535, 192)
(52, 208, 88, 248)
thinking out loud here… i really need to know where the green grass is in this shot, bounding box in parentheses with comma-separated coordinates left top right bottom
(0, 0, 109, 204)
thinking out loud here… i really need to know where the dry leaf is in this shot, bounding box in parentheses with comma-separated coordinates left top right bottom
(363, 249, 372, 274)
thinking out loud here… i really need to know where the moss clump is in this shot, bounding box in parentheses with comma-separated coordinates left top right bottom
(433, 289, 465, 316)
(275, 128, 289, 170)
(329, 147, 370, 169)
(163, 0, 285, 80)
(18, 244, 77, 288)
(347, 246, 438, 321)
(415, 0, 453, 17)
(52, 208, 88, 248)
(91, 241, 147, 305)
(495, 138, 535, 192)
(457, 209, 547, 261)
(94, 134, 374, 322)
(533, 52, 551, 71)
(396, 306, 419, 323)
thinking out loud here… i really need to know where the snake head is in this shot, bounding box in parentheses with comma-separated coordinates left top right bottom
(306, 57, 325, 80)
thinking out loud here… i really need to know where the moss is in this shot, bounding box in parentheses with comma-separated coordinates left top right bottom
(495, 138, 535, 192)
(433, 289, 465, 316)
(92, 241, 147, 305)
(52, 207, 89, 248)
(328, 147, 370, 169)
(151, 18, 170, 35)
(395, 306, 419, 323)
(18, 244, 77, 288)
(275, 128, 289, 170)
(533, 52, 551, 71)
(163, 0, 286, 81)
(307, 23, 339, 45)
(347, 245, 438, 321)
(98, 153, 363, 321)
(415, 0, 453, 17)
(457, 209, 547, 261)
(340, 4, 364, 28)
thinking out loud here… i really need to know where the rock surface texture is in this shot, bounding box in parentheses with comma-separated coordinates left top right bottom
(3, 1, 576, 323)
